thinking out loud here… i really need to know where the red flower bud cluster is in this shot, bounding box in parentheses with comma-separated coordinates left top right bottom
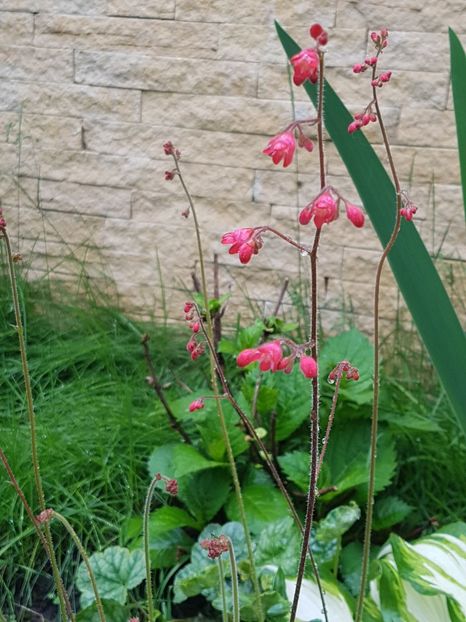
(154, 472, 178, 496)
(310, 22, 328, 47)
(348, 111, 378, 134)
(200, 534, 229, 559)
(400, 193, 418, 221)
(352, 57, 378, 74)
(184, 302, 205, 360)
(163, 140, 181, 184)
(371, 71, 392, 88)
(370, 28, 389, 51)
(328, 360, 360, 383)
(237, 339, 317, 379)
(0, 208, 6, 233)
(36, 508, 54, 524)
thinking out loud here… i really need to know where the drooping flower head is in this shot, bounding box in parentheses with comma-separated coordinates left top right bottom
(300, 356, 318, 379)
(299, 192, 339, 228)
(290, 48, 320, 86)
(189, 398, 205, 412)
(201, 535, 229, 559)
(221, 228, 263, 264)
(263, 131, 296, 168)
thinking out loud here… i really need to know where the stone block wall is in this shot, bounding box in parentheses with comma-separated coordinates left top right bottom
(1, 0, 465, 334)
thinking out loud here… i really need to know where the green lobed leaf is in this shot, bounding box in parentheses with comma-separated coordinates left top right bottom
(277, 450, 309, 492)
(148, 442, 226, 480)
(373, 495, 413, 531)
(225, 483, 290, 534)
(76, 546, 146, 608)
(178, 468, 232, 523)
(76, 599, 129, 622)
(255, 517, 302, 576)
(449, 28, 466, 220)
(276, 21, 466, 433)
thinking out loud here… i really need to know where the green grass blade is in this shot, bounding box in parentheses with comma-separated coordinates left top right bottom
(275, 21, 466, 431)
(449, 28, 466, 220)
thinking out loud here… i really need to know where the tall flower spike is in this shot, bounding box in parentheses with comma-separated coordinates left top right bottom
(263, 131, 296, 167)
(290, 48, 320, 86)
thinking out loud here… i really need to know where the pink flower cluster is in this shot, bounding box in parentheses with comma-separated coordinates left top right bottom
(237, 340, 317, 379)
(0, 208, 6, 233)
(35, 509, 54, 525)
(328, 360, 360, 383)
(348, 111, 378, 134)
(289, 22, 328, 87)
(400, 194, 418, 221)
(371, 71, 392, 88)
(263, 123, 314, 169)
(370, 28, 389, 51)
(154, 472, 178, 496)
(352, 56, 378, 74)
(185, 302, 205, 360)
(201, 534, 229, 559)
(221, 228, 264, 264)
(163, 141, 181, 185)
(298, 189, 365, 229)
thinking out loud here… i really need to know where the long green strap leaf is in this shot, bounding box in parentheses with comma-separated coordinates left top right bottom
(449, 28, 466, 220)
(276, 21, 466, 431)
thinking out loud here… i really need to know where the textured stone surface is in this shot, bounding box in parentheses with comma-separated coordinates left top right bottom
(75, 50, 258, 96)
(2, 0, 464, 329)
(0, 81, 141, 122)
(35, 15, 219, 56)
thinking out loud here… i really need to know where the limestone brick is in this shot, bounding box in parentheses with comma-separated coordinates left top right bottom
(75, 50, 258, 96)
(107, 0, 175, 18)
(141, 92, 311, 135)
(0, 45, 73, 83)
(0, 0, 107, 13)
(0, 12, 33, 45)
(0, 81, 141, 122)
(34, 15, 219, 57)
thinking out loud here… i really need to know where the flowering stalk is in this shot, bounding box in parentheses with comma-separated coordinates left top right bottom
(217, 557, 228, 622)
(1, 228, 71, 622)
(49, 511, 106, 622)
(194, 308, 328, 616)
(354, 32, 403, 622)
(166, 148, 264, 622)
(0, 448, 74, 620)
(290, 47, 327, 622)
(227, 537, 240, 622)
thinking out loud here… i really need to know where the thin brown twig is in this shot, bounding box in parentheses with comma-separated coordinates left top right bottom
(141, 334, 191, 444)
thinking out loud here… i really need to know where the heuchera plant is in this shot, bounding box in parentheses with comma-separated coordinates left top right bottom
(162, 21, 420, 622)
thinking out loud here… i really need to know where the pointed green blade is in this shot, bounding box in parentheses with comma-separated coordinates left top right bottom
(449, 28, 466, 220)
(276, 21, 466, 431)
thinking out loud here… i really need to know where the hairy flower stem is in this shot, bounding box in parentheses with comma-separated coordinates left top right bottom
(2, 230, 71, 622)
(218, 557, 228, 622)
(51, 512, 106, 622)
(317, 375, 342, 476)
(290, 50, 328, 622)
(354, 67, 402, 622)
(227, 538, 240, 622)
(0, 448, 74, 619)
(173, 160, 264, 622)
(143, 473, 161, 622)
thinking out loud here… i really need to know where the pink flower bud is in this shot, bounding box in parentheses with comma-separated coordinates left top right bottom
(163, 141, 175, 155)
(348, 120, 362, 134)
(189, 398, 205, 412)
(370, 32, 378, 42)
(191, 321, 200, 333)
(237, 348, 261, 367)
(299, 206, 313, 225)
(353, 63, 364, 73)
(164, 170, 176, 181)
(300, 356, 317, 379)
(366, 56, 378, 66)
(318, 32, 328, 46)
(186, 338, 196, 353)
(309, 23, 323, 39)
(36, 509, 54, 524)
(380, 71, 392, 83)
(184, 302, 194, 313)
(362, 114, 371, 126)
(345, 203, 365, 228)
(299, 135, 314, 152)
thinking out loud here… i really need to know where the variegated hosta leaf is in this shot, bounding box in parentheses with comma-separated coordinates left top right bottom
(370, 530, 466, 621)
(285, 576, 353, 622)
